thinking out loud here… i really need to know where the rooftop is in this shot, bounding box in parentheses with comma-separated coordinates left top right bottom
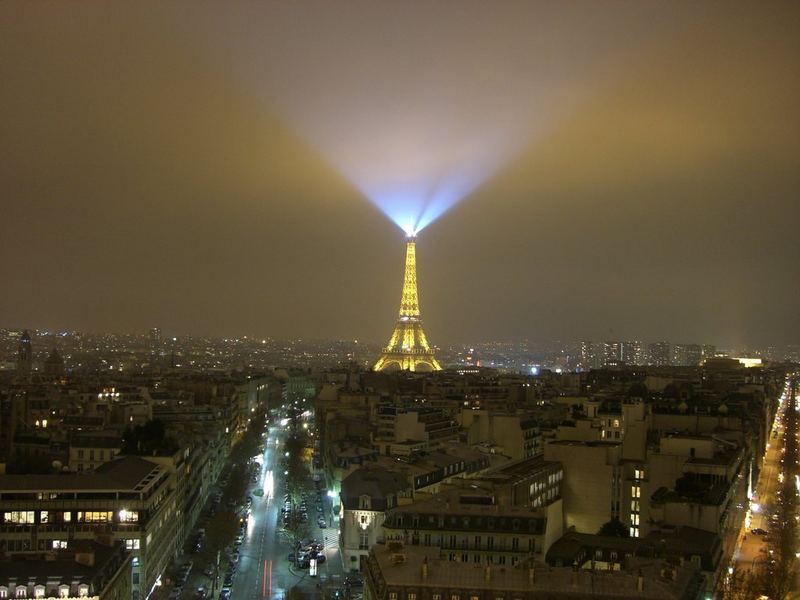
(367, 543, 703, 599)
(0, 455, 163, 492)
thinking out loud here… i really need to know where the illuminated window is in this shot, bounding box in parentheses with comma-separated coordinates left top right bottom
(33, 587, 45, 599)
(631, 500, 640, 512)
(408, 594, 417, 600)
(118, 509, 138, 523)
(15, 587, 25, 599)
(39, 511, 49, 524)
(58, 587, 69, 599)
(78, 586, 89, 598)
(389, 594, 397, 600)
(78, 511, 113, 523)
(4, 511, 35, 524)
(631, 485, 640, 498)
(0, 587, 8, 599)
(52, 540, 68, 549)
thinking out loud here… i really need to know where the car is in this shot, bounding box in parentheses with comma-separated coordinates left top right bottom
(196, 588, 208, 600)
(345, 575, 364, 588)
(312, 553, 326, 564)
(751, 528, 768, 535)
(218, 590, 231, 600)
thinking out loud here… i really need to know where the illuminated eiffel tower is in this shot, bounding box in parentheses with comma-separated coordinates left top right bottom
(374, 236, 442, 372)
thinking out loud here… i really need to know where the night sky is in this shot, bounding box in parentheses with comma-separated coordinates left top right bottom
(1, 2, 798, 347)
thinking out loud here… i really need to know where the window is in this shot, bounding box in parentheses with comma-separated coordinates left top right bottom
(424, 533, 431, 546)
(15, 588, 25, 599)
(78, 511, 113, 523)
(487, 536, 494, 550)
(78, 586, 89, 598)
(78, 449, 85, 459)
(408, 594, 417, 600)
(58, 587, 69, 599)
(389, 594, 398, 600)
(631, 500, 640, 512)
(450, 595, 460, 600)
(39, 511, 49, 524)
(125, 538, 141, 550)
(474, 536, 481, 548)
(52, 540, 68, 549)
(33, 587, 45, 599)
(4, 511, 34, 524)
(119, 509, 139, 523)
(359, 530, 369, 550)
(511, 537, 519, 551)
(631, 485, 640, 498)
(0, 587, 7, 599)
(471, 596, 480, 600)
(432, 595, 441, 600)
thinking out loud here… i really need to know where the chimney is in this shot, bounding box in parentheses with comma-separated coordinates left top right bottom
(484, 566, 491, 582)
(421, 557, 428, 580)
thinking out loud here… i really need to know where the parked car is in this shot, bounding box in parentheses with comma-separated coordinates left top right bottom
(751, 528, 768, 536)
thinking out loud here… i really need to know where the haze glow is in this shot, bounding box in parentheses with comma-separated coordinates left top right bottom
(202, 2, 692, 235)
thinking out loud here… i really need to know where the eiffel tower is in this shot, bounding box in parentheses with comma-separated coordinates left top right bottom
(374, 236, 442, 372)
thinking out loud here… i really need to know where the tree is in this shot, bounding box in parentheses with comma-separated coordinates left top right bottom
(718, 566, 760, 600)
(201, 509, 240, 596)
(597, 518, 629, 537)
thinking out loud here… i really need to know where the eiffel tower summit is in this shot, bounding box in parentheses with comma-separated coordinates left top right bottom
(374, 236, 442, 372)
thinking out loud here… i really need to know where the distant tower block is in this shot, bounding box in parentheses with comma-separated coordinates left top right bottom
(374, 237, 442, 372)
(16, 330, 33, 382)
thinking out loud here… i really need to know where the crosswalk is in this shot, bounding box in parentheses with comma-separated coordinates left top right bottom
(321, 529, 339, 550)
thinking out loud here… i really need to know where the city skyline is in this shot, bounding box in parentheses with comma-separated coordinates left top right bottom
(2, 2, 799, 348)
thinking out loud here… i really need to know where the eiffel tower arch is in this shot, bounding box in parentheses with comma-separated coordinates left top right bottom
(374, 237, 442, 372)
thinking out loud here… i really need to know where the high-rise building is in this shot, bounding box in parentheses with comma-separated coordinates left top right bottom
(621, 340, 647, 365)
(374, 237, 441, 372)
(579, 341, 602, 370)
(149, 327, 161, 349)
(648, 341, 671, 366)
(602, 341, 622, 365)
(701, 344, 716, 362)
(16, 330, 32, 381)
